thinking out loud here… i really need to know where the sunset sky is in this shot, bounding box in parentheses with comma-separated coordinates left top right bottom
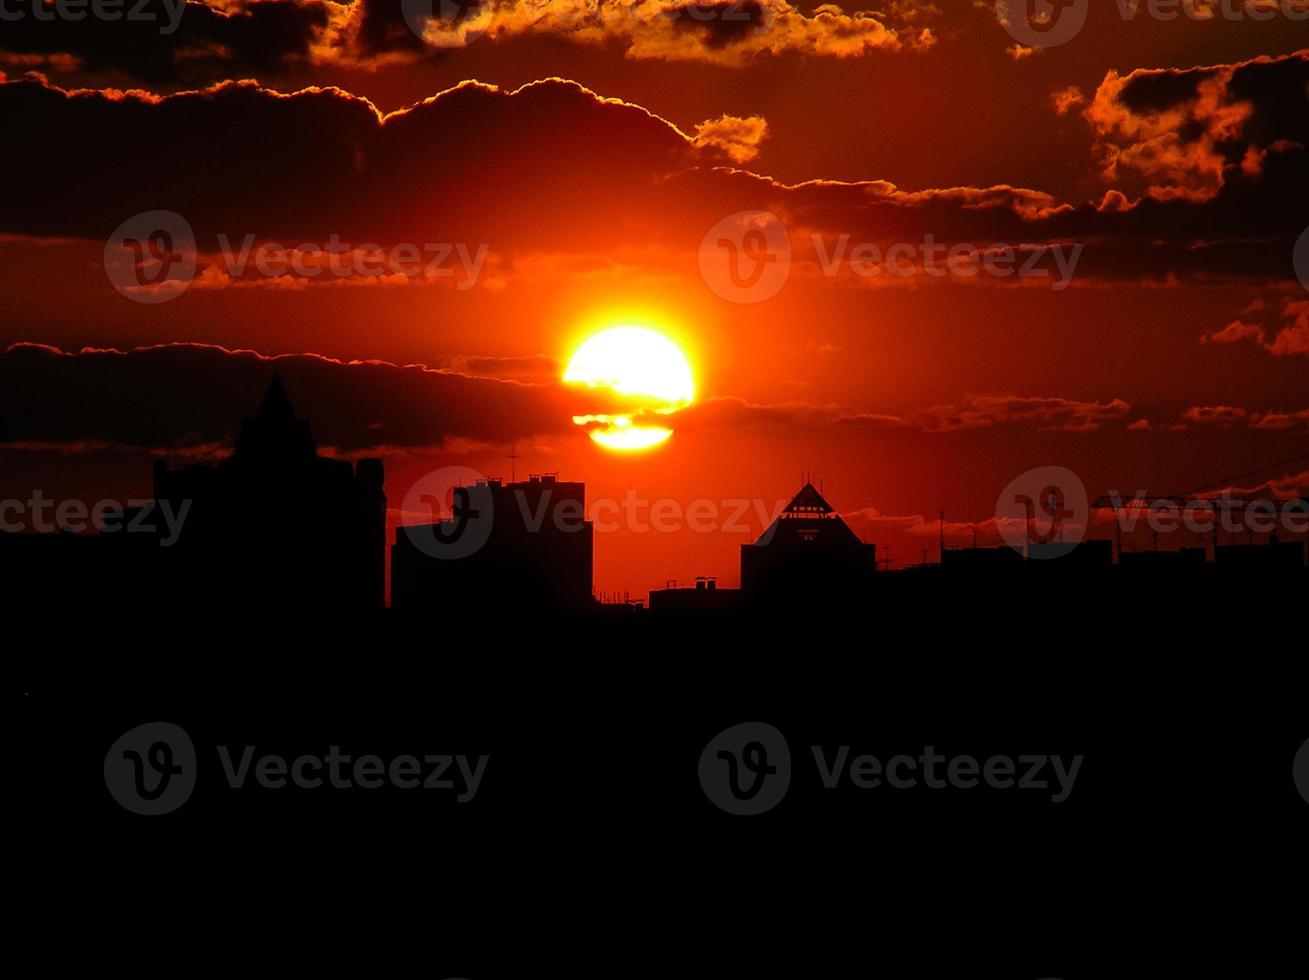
(1, 2, 1306, 596)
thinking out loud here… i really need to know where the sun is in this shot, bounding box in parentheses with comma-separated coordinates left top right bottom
(564, 325, 695, 451)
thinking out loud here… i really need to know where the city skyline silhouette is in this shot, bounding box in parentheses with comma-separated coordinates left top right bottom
(4, 372, 1303, 622)
(5, 6, 1308, 976)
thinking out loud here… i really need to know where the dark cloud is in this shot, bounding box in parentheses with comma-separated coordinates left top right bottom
(645, 393, 1134, 435)
(0, 0, 331, 84)
(0, 342, 626, 452)
(0, 75, 697, 249)
(1, 52, 1306, 286)
(0, 343, 1156, 457)
(664, 2, 767, 48)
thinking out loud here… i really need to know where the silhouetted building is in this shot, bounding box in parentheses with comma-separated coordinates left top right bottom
(1215, 535, 1305, 573)
(1119, 546, 1208, 569)
(153, 373, 386, 612)
(0, 519, 159, 614)
(942, 545, 1024, 572)
(648, 576, 742, 616)
(391, 473, 593, 615)
(740, 483, 876, 601)
(1028, 538, 1114, 567)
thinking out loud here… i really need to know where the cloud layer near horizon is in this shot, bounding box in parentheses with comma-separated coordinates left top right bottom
(5, 342, 1302, 458)
(0, 341, 593, 453)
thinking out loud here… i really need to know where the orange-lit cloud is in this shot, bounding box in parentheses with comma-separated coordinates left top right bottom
(1202, 300, 1309, 357)
(360, 0, 936, 67)
(1082, 50, 1309, 203)
(692, 113, 769, 165)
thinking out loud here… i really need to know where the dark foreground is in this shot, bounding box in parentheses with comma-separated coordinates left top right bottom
(14, 580, 1308, 977)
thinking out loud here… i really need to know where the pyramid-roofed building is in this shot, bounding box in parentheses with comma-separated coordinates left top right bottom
(740, 482, 876, 600)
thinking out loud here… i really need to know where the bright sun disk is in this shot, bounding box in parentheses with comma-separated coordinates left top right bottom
(564, 325, 694, 451)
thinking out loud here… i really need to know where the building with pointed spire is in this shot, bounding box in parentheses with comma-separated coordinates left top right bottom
(740, 482, 876, 601)
(234, 371, 317, 463)
(152, 372, 386, 613)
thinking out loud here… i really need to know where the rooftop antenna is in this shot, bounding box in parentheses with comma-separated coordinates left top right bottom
(508, 445, 519, 483)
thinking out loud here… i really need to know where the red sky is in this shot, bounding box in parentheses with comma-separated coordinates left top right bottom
(2, 2, 1306, 596)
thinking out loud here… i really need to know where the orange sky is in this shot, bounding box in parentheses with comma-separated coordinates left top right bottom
(1, 3, 1306, 596)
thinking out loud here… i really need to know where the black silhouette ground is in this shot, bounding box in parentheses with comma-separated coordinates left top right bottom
(9, 377, 1307, 977)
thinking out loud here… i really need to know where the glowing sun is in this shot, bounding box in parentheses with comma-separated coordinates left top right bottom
(564, 325, 694, 451)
